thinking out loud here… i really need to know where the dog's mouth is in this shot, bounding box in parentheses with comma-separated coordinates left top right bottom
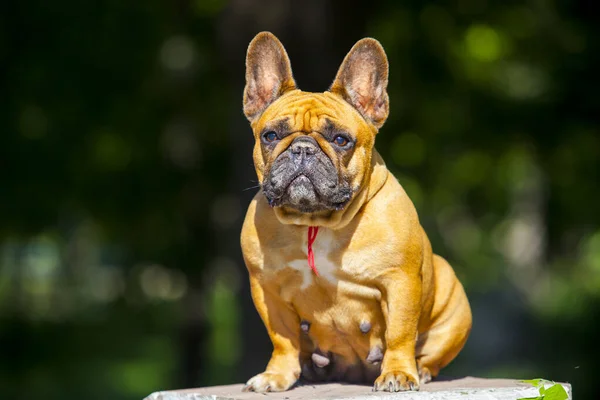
(288, 174, 315, 190)
(264, 173, 351, 213)
(285, 174, 318, 209)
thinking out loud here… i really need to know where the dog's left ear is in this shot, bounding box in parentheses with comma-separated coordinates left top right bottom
(243, 32, 297, 122)
(330, 38, 389, 128)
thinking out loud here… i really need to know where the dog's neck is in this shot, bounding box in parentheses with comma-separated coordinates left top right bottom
(272, 150, 389, 230)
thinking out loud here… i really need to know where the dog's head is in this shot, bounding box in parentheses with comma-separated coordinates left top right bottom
(243, 32, 389, 226)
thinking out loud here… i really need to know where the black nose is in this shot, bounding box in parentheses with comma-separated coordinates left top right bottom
(291, 136, 318, 158)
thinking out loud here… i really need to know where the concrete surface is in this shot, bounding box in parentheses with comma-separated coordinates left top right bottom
(144, 376, 572, 399)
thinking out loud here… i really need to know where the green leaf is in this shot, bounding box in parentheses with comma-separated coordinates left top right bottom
(521, 378, 553, 388)
(518, 380, 569, 400)
(521, 378, 546, 387)
(542, 384, 568, 400)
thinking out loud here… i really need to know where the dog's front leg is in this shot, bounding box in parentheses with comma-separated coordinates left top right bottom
(374, 269, 421, 392)
(243, 275, 301, 392)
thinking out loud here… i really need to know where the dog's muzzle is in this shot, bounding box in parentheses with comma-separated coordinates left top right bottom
(262, 136, 352, 212)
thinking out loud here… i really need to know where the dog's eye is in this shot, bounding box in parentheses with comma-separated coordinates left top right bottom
(263, 131, 278, 143)
(333, 135, 350, 147)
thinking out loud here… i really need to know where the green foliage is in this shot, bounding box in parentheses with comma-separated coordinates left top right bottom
(519, 379, 569, 400)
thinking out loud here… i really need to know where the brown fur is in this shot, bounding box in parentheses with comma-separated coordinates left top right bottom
(241, 32, 472, 393)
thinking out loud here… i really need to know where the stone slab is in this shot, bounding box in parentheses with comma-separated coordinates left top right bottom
(145, 376, 572, 399)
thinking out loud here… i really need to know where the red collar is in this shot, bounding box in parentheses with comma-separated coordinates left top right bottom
(307, 226, 319, 275)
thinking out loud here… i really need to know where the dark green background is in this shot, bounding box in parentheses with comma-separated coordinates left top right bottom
(1, 0, 598, 399)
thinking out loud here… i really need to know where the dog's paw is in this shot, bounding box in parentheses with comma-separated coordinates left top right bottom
(242, 371, 297, 393)
(373, 369, 419, 392)
(418, 364, 433, 384)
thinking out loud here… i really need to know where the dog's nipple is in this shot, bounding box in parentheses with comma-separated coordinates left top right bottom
(366, 346, 383, 365)
(300, 320, 310, 333)
(311, 352, 330, 368)
(359, 320, 371, 334)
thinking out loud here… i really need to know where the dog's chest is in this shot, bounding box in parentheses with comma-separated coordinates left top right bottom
(275, 228, 385, 358)
(277, 228, 379, 296)
(286, 228, 339, 290)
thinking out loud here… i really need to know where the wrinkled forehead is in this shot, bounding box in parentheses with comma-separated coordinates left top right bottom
(254, 91, 367, 135)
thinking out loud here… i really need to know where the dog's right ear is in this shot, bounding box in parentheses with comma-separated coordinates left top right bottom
(243, 32, 297, 122)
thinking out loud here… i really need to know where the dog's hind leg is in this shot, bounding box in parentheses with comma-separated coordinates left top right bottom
(415, 255, 472, 383)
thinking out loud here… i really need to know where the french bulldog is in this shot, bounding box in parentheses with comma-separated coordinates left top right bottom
(240, 32, 472, 393)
